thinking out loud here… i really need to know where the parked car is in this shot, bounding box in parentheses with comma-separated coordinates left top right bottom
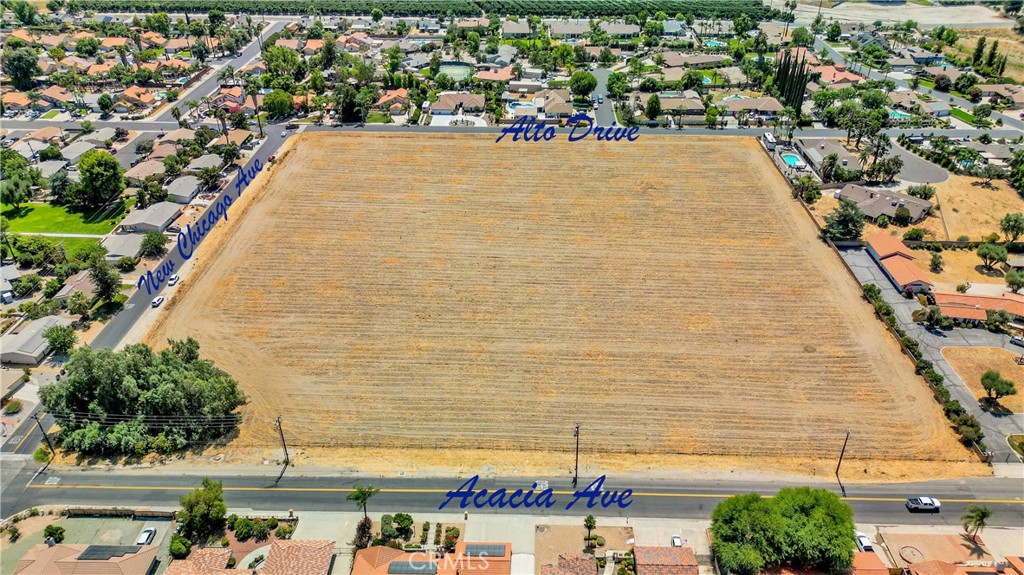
(268, 155, 276, 163)
(151, 296, 165, 308)
(167, 274, 180, 287)
(135, 527, 156, 545)
(1010, 335, 1024, 348)
(281, 131, 287, 137)
(855, 532, 873, 552)
(905, 497, 941, 512)
(671, 535, 683, 547)
(285, 123, 299, 129)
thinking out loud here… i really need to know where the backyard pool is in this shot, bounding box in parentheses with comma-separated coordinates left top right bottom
(781, 153, 806, 169)
(889, 109, 911, 120)
(176, 77, 188, 85)
(438, 63, 472, 82)
(705, 39, 727, 47)
(701, 76, 712, 85)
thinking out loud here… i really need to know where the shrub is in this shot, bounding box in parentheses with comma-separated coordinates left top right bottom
(227, 514, 239, 530)
(8, 526, 20, 542)
(265, 517, 278, 530)
(234, 518, 255, 540)
(956, 283, 969, 293)
(275, 524, 294, 539)
(4, 400, 23, 414)
(227, 557, 237, 568)
(876, 215, 890, 228)
(248, 554, 264, 569)
(252, 520, 270, 541)
(34, 447, 51, 464)
(43, 525, 65, 543)
(903, 228, 926, 241)
(420, 521, 430, 544)
(220, 536, 229, 546)
(170, 535, 191, 559)
(115, 256, 140, 271)
(957, 235, 970, 242)
(434, 523, 442, 545)
(596, 536, 606, 547)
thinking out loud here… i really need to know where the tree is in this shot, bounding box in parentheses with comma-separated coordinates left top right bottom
(10, 0, 37, 24)
(66, 290, 90, 318)
(906, 184, 936, 200)
(705, 107, 719, 129)
(712, 488, 854, 575)
(264, 89, 293, 119)
(961, 505, 992, 539)
(822, 200, 866, 242)
(97, 93, 115, 115)
(584, 515, 596, 540)
(43, 525, 66, 543)
(44, 325, 77, 355)
(1007, 270, 1024, 293)
(76, 150, 124, 209)
(793, 175, 821, 203)
(972, 36, 987, 67)
(606, 73, 629, 100)
(934, 74, 952, 92)
(178, 478, 227, 540)
(790, 27, 813, 47)
(76, 36, 100, 57)
(893, 205, 912, 226)
(197, 166, 222, 190)
(4, 48, 39, 91)
(827, 21, 841, 42)
(140, 231, 168, 257)
(981, 370, 1017, 400)
(930, 252, 944, 273)
(0, 172, 32, 211)
(569, 71, 597, 98)
(347, 485, 379, 520)
(645, 94, 662, 121)
(89, 257, 121, 303)
(977, 243, 1008, 269)
(999, 212, 1024, 242)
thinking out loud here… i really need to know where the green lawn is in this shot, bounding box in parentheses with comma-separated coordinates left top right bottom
(177, 50, 191, 58)
(42, 110, 59, 119)
(2, 201, 126, 234)
(949, 107, 977, 124)
(366, 111, 393, 123)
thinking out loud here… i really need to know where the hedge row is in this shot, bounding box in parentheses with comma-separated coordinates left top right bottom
(862, 284, 985, 449)
(67, 0, 776, 18)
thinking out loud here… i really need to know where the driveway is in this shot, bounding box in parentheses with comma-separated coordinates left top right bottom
(891, 141, 949, 184)
(840, 247, 1024, 464)
(591, 67, 617, 126)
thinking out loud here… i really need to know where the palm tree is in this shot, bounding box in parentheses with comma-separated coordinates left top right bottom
(584, 515, 596, 540)
(961, 505, 992, 539)
(347, 485, 379, 520)
(244, 78, 264, 137)
(214, 108, 229, 136)
(218, 65, 236, 84)
(171, 105, 188, 129)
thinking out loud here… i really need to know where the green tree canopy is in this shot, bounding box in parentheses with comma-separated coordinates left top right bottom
(3, 47, 39, 91)
(43, 324, 77, 356)
(263, 89, 294, 119)
(569, 71, 598, 97)
(178, 478, 227, 540)
(76, 150, 125, 210)
(822, 199, 866, 242)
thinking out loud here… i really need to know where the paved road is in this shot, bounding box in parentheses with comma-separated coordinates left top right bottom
(591, 67, 617, 126)
(891, 142, 951, 184)
(840, 247, 1024, 463)
(3, 467, 1023, 525)
(813, 38, 1024, 134)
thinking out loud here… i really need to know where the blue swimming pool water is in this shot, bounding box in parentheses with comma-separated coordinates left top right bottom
(782, 153, 804, 167)
(889, 110, 911, 119)
(705, 39, 727, 47)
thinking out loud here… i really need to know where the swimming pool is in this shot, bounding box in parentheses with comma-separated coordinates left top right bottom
(889, 109, 911, 120)
(723, 94, 746, 101)
(781, 153, 805, 169)
(509, 102, 536, 111)
(701, 76, 712, 85)
(705, 39, 727, 47)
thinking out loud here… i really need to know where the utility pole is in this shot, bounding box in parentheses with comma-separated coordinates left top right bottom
(32, 413, 55, 456)
(274, 416, 289, 486)
(835, 429, 850, 497)
(572, 422, 580, 489)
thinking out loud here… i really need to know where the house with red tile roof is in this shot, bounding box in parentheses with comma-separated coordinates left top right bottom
(634, 546, 699, 575)
(375, 88, 409, 109)
(810, 64, 862, 86)
(476, 65, 516, 82)
(302, 38, 325, 55)
(14, 544, 158, 575)
(7, 29, 35, 44)
(354, 542, 512, 575)
(119, 85, 156, 109)
(2, 91, 32, 110)
(164, 38, 191, 53)
(260, 539, 334, 575)
(865, 233, 933, 294)
(38, 34, 68, 49)
(141, 31, 168, 47)
(778, 46, 819, 66)
(852, 552, 889, 575)
(40, 85, 75, 107)
(164, 547, 234, 575)
(275, 38, 303, 51)
(87, 60, 117, 76)
(99, 37, 130, 51)
(540, 552, 596, 575)
(933, 292, 1023, 322)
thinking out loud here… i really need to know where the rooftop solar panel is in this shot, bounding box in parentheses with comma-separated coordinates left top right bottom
(78, 546, 143, 561)
(388, 561, 438, 574)
(465, 544, 507, 557)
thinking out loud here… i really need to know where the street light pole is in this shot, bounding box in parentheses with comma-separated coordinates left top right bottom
(835, 429, 851, 497)
(573, 422, 580, 489)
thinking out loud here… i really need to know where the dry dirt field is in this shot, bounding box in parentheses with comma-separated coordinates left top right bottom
(536, 524, 633, 574)
(946, 27, 1024, 83)
(942, 347, 1024, 414)
(910, 246, 1012, 291)
(147, 132, 974, 479)
(934, 174, 1022, 241)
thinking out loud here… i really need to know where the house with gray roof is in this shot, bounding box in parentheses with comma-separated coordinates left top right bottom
(59, 140, 96, 164)
(119, 202, 180, 233)
(186, 154, 222, 173)
(600, 22, 640, 38)
(0, 316, 73, 364)
(101, 233, 145, 261)
(795, 138, 861, 177)
(835, 184, 931, 223)
(1, 264, 21, 303)
(54, 269, 96, 304)
(548, 20, 590, 38)
(662, 21, 687, 36)
(166, 175, 201, 203)
(486, 44, 518, 67)
(502, 19, 531, 37)
(36, 160, 68, 179)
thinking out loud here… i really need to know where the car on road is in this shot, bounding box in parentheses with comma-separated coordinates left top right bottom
(1011, 335, 1024, 347)
(905, 497, 941, 512)
(151, 296, 165, 308)
(285, 123, 299, 129)
(135, 527, 156, 545)
(167, 274, 180, 287)
(855, 532, 873, 552)
(268, 155, 276, 163)
(671, 535, 683, 547)
(598, 94, 604, 104)
(281, 131, 287, 137)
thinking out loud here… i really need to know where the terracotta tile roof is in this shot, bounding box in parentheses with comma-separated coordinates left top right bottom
(165, 38, 190, 51)
(852, 552, 889, 575)
(2, 91, 32, 107)
(14, 544, 158, 575)
(865, 233, 915, 260)
(811, 64, 862, 84)
(376, 88, 409, 107)
(475, 65, 515, 82)
(453, 542, 512, 575)
(41, 85, 74, 103)
(910, 561, 963, 575)
(634, 546, 698, 575)
(260, 540, 334, 575)
(101, 36, 130, 48)
(881, 255, 933, 288)
(164, 547, 233, 575)
(26, 126, 62, 143)
(353, 545, 407, 575)
(933, 292, 1023, 318)
(304, 39, 325, 52)
(1005, 557, 1024, 575)
(275, 38, 302, 51)
(540, 553, 595, 575)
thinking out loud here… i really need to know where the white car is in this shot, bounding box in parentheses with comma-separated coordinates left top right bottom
(136, 527, 156, 545)
(281, 131, 287, 137)
(167, 274, 180, 287)
(151, 296, 165, 308)
(905, 497, 941, 512)
(671, 535, 683, 547)
(855, 532, 873, 552)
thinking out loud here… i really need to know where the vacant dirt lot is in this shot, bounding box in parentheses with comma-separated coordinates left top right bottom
(946, 27, 1024, 83)
(148, 132, 972, 478)
(911, 247, 1010, 291)
(934, 174, 1021, 241)
(943, 347, 1024, 414)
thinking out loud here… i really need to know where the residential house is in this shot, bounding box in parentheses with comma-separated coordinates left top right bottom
(634, 546, 699, 575)
(548, 20, 590, 39)
(977, 84, 1024, 109)
(275, 38, 302, 52)
(431, 92, 486, 115)
(375, 88, 409, 111)
(101, 233, 145, 261)
(476, 65, 515, 82)
(722, 96, 784, 117)
(209, 129, 255, 147)
(0, 316, 75, 365)
(852, 552, 889, 575)
(778, 46, 819, 66)
(662, 21, 687, 36)
(456, 17, 490, 30)
(402, 52, 432, 71)
(99, 36, 130, 52)
(164, 38, 191, 54)
(1, 265, 22, 303)
(40, 85, 75, 108)
(158, 128, 195, 145)
(865, 233, 933, 293)
(600, 22, 641, 38)
(259, 540, 335, 575)
(125, 159, 166, 186)
(584, 46, 622, 61)
(54, 270, 96, 304)
(164, 547, 233, 575)
(636, 91, 704, 116)
(119, 202, 181, 233)
(963, 141, 1017, 166)
(302, 39, 325, 56)
(795, 138, 860, 176)
(59, 55, 93, 73)
(898, 46, 943, 65)
(2, 91, 32, 110)
(540, 553, 595, 575)
(59, 141, 98, 164)
(187, 154, 223, 173)
(87, 60, 117, 77)
(679, 53, 731, 69)
(810, 64, 862, 86)
(852, 31, 887, 50)
(486, 44, 518, 67)
(835, 184, 932, 223)
(166, 176, 201, 203)
(35, 160, 68, 179)
(932, 292, 1024, 324)
(886, 56, 917, 74)
(922, 65, 961, 84)
(508, 80, 545, 94)
(354, 542, 511, 575)
(118, 86, 156, 110)
(502, 19, 531, 37)
(37, 34, 67, 49)
(25, 126, 64, 145)
(141, 31, 167, 47)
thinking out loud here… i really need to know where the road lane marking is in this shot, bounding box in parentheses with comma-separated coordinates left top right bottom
(23, 484, 1024, 504)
